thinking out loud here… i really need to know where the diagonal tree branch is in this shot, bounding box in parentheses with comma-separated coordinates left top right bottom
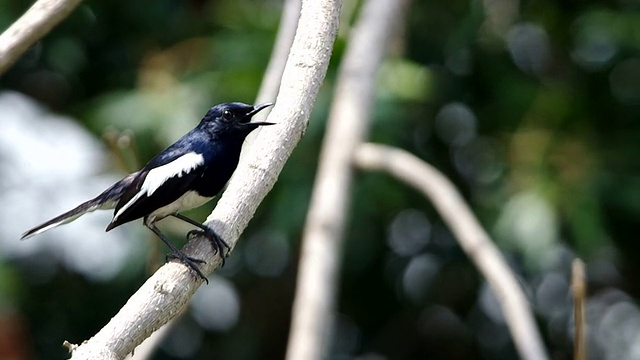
(0, 0, 84, 75)
(68, 0, 342, 358)
(124, 1, 303, 359)
(354, 143, 549, 360)
(285, 0, 410, 359)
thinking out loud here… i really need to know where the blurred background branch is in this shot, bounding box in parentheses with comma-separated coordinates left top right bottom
(243, 0, 301, 150)
(253, 0, 300, 111)
(354, 143, 549, 360)
(572, 259, 586, 360)
(0, 0, 83, 74)
(285, 0, 410, 359)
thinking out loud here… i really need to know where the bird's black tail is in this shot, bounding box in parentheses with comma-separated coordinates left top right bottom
(20, 172, 141, 240)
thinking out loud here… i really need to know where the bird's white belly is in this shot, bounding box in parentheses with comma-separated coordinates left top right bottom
(148, 191, 212, 222)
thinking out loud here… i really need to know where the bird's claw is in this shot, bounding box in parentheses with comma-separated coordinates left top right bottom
(187, 229, 203, 240)
(166, 252, 206, 264)
(166, 251, 208, 284)
(186, 228, 230, 266)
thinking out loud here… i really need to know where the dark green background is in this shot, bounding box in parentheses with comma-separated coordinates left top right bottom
(1, 0, 639, 359)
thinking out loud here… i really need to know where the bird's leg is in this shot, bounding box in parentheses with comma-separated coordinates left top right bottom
(144, 218, 208, 283)
(171, 213, 230, 265)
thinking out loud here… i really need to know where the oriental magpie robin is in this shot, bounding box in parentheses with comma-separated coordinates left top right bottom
(21, 102, 274, 281)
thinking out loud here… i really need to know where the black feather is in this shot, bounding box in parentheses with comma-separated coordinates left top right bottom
(21, 172, 141, 239)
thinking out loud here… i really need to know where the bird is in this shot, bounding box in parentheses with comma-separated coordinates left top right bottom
(21, 101, 274, 282)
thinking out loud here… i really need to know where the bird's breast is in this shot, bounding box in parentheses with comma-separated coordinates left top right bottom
(147, 191, 212, 222)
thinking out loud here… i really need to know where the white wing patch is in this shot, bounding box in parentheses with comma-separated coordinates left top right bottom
(113, 152, 204, 221)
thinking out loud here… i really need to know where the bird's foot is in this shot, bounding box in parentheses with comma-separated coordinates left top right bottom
(166, 251, 208, 284)
(187, 228, 230, 265)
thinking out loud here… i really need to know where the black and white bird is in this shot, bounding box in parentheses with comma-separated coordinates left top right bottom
(21, 102, 274, 281)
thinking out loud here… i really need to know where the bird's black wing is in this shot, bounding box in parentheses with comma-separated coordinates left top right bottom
(106, 149, 208, 230)
(112, 143, 192, 214)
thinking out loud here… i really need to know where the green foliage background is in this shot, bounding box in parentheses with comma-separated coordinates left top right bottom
(1, 0, 639, 359)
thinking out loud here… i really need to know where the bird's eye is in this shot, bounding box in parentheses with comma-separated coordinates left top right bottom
(222, 110, 233, 120)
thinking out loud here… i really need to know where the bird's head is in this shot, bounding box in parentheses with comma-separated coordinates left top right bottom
(201, 102, 274, 138)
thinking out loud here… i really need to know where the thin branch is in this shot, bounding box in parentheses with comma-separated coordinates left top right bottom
(572, 258, 586, 360)
(0, 0, 83, 75)
(254, 0, 301, 110)
(354, 143, 549, 360)
(285, 0, 410, 359)
(243, 0, 301, 152)
(68, 0, 342, 358)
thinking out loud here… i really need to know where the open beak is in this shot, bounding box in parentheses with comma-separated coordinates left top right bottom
(246, 102, 275, 126)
